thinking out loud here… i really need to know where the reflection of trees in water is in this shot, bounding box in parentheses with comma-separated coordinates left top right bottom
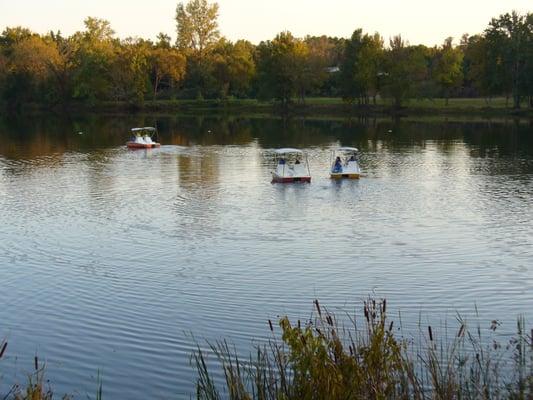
(163, 116, 254, 146)
(1, 113, 531, 168)
(174, 150, 223, 238)
(177, 149, 220, 188)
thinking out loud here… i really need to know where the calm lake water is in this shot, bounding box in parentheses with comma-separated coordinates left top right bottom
(1, 113, 532, 398)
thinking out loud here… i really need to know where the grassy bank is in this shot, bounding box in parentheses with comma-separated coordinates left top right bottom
(17, 97, 533, 118)
(195, 299, 533, 399)
(112, 97, 533, 118)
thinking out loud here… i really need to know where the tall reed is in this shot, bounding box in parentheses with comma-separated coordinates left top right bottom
(194, 298, 533, 399)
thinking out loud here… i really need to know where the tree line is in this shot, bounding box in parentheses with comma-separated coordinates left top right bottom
(0, 0, 531, 110)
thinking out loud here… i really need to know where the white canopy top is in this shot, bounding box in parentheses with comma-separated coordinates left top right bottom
(274, 148, 303, 154)
(337, 146, 359, 152)
(131, 127, 157, 132)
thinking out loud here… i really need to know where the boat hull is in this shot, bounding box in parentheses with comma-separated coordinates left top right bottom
(126, 142, 161, 149)
(272, 174, 311, 183)
(330, 173, 360, 179)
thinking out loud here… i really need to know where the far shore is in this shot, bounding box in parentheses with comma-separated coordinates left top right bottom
(12, 97, 533, 118)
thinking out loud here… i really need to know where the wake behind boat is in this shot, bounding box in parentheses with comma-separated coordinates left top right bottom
(126, 127, 161, 149)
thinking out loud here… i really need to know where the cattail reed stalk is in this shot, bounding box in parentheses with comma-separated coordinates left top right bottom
(314, 299, 322, 317)
(34, 356, 38, 371)
(0, 341, 7, 359)
(268, 319, 273, 332)
(458, 324, 465, 338)
(428, 326, 434, 341)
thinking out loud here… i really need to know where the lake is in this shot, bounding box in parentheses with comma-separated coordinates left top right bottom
(1, 113, 532, 398)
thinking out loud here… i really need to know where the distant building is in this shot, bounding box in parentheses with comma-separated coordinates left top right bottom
(325, 66, 340, 73)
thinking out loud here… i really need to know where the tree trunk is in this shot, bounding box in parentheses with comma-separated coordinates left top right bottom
(513, 93, 521, 109)
(394, 96, 401, 108)
(153, 74, 160, 101)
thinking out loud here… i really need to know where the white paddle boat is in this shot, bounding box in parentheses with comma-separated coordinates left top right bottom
(330, 147, 361, 179)
(271, 148, 311, 183)
(126, 127, 160, 149)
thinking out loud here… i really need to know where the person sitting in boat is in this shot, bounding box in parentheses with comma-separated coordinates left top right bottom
(333, 156, 343, 173)
(143, 135, 153, 144)
(348, 154, 356, 162)
(134, 134, 145, 144)
(295, 158, 301, 164)
(279, 158, 286, 165)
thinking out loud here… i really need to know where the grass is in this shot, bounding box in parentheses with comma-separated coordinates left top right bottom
(140, 96, 517, 109)
(194, 298, 533, 399)
(17, 96, 533, 117)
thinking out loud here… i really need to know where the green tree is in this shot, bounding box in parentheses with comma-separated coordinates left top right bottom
(485, 11, 532, 108)
(151, 47, 186, 99)
(256, 32, 309, 107)
(211, 38, 255, 98)
(175, 0, 219, 59)
(109, 38, 152, 104)
(2, 35, 62, 107)
(176, 0, 220, 98)
(461, 34, 503, 101)
(305, 36, 346, 96)
(433, 37, 464, 105)
(381, 36, 427, 107)
(47, 31, 77, 106)
(70, 17, 117, 103)
(340, 30, 383, 105)
(0, 27, 34, 54)
(156, 33, 172, 49)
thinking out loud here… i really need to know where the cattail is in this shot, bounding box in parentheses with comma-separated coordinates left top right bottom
(457, 324, 465, 338)
(349, 345, 353, 356)
(34, 356, 39, 371)
(314, 299, 322, 316)
(383, 299, 387, 314)
(326, 315, 333, 326)
(0, 342, 7, 359)
(389, 321, 394, 332)
(268, 319, 274, 332)
(428, 326, 434, 341)
(297, 320, 301, 329)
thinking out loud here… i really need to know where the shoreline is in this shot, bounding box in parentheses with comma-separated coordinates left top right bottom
(9, 98, 533, 119)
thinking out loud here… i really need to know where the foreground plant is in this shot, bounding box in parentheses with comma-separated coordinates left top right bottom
(194, 298, 533, 399)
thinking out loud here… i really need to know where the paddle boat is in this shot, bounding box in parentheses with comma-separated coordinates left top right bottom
(330, 147, 361, 179)
(271, 148, 311, 183)
(126, 127, 160, 149)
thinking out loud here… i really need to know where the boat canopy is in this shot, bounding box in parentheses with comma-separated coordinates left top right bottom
(131, 127, 157, 132)
(274, 148, 304, 155)
(337, 146, 359, 152)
